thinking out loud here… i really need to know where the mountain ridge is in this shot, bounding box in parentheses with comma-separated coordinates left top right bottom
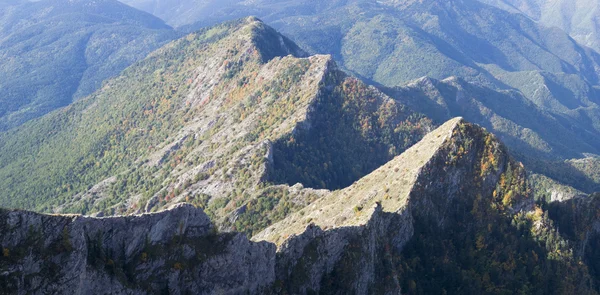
(255, 117, 465, 244)
(1, 14, 599, 294)
(2, 116, 598, 293)
(112, 0, 600, 191)
(0, 17, 433, 238)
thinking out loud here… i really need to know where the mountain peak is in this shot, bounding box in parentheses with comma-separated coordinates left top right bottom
(244, 15, 263, 24)
(256, 118, 463, 243)
(181, 16, 307, 63)
(244, 17, 308, 61)
(255, 116, 531, 246)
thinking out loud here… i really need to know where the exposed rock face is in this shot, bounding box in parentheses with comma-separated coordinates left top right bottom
(0, 204, 275, 294)
(254, 118, 535, 293)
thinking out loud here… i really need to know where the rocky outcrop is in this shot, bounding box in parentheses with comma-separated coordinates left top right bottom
(544, 193, 600, 289)
(0, 204, 275, 294)
(251, 118, 536, 293)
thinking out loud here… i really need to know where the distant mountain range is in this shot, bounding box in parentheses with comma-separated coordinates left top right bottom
(0, 0, 177, 130)
(122, 0, 600, 57)
(480, 0, 600, 52)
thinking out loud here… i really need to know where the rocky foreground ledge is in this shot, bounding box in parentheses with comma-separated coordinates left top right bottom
(0, 203, 275, 294)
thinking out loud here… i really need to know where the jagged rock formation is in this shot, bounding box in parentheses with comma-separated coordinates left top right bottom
(2, 118, 597, 294)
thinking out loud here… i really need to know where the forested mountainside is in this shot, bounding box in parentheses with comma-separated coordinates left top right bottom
(116, 0, 600, 193)
(2, 119, 599, 294)
(0, 18, 433, 234)
(0, 0, 177, 130)
(479, 0, 600, 53)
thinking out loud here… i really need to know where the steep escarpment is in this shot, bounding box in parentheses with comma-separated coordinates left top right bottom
(255, 119, 597, 294)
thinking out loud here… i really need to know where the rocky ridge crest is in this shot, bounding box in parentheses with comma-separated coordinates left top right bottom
(4, 118, 585, 294)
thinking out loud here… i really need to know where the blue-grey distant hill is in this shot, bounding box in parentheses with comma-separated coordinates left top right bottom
(0, 0, 178, 130)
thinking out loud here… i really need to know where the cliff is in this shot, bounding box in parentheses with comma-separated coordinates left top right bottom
(0, 203, 274, 294)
